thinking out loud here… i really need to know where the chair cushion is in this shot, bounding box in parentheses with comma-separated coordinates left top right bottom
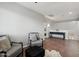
(0, 36, 11, 51)
(31, 40, 42, 46)
(7, 44, 22, 57)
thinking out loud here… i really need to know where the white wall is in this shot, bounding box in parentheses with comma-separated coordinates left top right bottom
(50, 21, 79, 40)
(0, 2, 46, 47)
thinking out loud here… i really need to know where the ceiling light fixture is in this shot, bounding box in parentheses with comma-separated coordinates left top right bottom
(34, 2, 38, 3)
(47, 23, 50, 27)
(69, 11, 72, 15)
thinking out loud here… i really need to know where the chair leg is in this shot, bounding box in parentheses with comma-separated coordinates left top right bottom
(21, 42, 23, 57)
(4, 52, 7, 57)
(30, 40, 32, 47)
(42, 39, 43, 48)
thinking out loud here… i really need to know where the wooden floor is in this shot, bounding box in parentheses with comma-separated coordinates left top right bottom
(43, 38, 79, 57)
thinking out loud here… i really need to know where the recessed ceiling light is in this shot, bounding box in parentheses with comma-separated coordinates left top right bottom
(69, 12, 72, 15)
(47, 24, 50, 27)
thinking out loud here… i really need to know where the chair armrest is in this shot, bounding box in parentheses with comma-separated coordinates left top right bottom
(11, 41, 23, 47)
(11, 42, 23, 44)
(41, 38, 43, 41)
(0, 50, 6, 53)
(11, 41, 23, 51)
(30, 40, 32, 47)
(41, 38, 43, 47)
(11, 42, 23, 56)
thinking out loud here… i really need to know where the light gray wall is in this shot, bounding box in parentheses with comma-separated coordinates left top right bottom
(50, 21, 79, 40)
(0, 2, 46, 47)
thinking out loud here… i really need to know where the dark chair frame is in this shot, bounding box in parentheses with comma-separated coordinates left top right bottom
(0, 35, 23, 57)
(0, 42, 23, 57)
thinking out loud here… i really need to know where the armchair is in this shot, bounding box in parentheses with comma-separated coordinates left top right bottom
(0, 35, 23, 57)
(28, 32, 43, 47)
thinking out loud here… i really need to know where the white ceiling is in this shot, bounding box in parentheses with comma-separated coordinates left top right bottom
(18, 2, 79, 21)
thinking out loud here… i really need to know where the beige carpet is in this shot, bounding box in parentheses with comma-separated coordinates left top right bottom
(45, 49, 62, 57)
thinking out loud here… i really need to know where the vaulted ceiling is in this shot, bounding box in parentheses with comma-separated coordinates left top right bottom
(18, 2, 79, 22)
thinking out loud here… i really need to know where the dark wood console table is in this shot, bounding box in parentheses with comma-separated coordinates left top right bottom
(49, 32, 65, 40)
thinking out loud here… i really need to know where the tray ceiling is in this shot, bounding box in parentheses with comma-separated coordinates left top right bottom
(18, 2, 79, 21)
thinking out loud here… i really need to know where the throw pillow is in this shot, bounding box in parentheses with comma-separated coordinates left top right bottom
(0, 36, 11, 51)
